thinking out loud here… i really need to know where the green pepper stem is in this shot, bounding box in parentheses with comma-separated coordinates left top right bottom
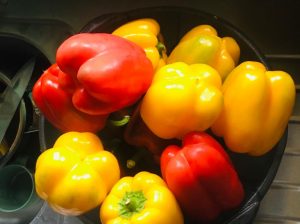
(126, 148, 149, 169)
(109, 115, 130, 127)
(125, 198, 137, 213)
(119, 191, 147, 219)
(156, 42, 166, 57)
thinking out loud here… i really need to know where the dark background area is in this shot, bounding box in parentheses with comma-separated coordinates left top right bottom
(1, 0, 300, 54)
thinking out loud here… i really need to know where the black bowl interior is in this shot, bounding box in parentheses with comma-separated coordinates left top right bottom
(38, 6, 286, 224)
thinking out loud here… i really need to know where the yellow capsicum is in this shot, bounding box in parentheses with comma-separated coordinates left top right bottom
(34, 132, 120, 215)
(112, 18, 167, 71)
(140, 62, 223, 139)
(100, 171, 184, 224)
(167, 24, 240, 80)
(211, 61, 296, 156)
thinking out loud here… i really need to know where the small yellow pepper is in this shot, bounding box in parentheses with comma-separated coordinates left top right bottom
(212, 61, 296, 156)
(167, 24, 240, 80)
(112, 18, 167, 71)
(34, 132, 120, 215)
(100, 171, 184, 224)
(140, 62, 223, 139)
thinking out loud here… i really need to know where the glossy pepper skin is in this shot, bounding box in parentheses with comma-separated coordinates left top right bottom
(33, 64, 108, 132)
(112, 18, 167, 71)
(55, 33, 153, 116)
(212, 61, 296, 156)
(161, 131, 244, 223)
(167, 24, 240, 80)
(140, 62, 223, 139)
(34, 132, 120, 216)
(100, 171, 184, 224)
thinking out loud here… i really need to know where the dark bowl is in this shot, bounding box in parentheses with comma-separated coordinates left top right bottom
(38, 6, 287, 224)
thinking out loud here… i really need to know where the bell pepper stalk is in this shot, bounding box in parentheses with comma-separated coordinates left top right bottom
(161, 131, 244, 223)
(212, 61, 296, 156)
(140, 62, 223, 139)
(34, 132, 120, 216)
(112, 18, 167, 71)
(109, 115, 131, 126)
(100, 171, 184, 224)
(33, 64, 108, 132)
(167, 24, 240, 80)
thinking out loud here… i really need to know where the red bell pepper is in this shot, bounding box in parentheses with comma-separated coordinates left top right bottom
(56, 33, 153, 115)
(161, 131, 244, 223)
(33, 64, 108, 132)
(33, 33, 153, 132)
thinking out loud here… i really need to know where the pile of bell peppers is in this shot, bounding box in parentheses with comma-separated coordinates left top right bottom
(32, 17, 296, 224)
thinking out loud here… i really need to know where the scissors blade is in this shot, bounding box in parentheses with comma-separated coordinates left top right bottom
(0, 58, 36, 143)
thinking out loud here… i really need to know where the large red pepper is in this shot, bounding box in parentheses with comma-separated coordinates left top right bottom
(161, 131, 244, 223)
(33, 33, 153, 132)
(33, 64, 108, 132)
(56, 33, 153, 115)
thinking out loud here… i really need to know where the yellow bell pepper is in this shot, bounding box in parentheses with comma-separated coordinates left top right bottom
(34, 132, 120, 215)
(100, 171, 184, 224)
(167, 24, 240, 80)
(211, 61, 296, 156)
(112, 18, 167, 71)
(140, 62, 223, 139)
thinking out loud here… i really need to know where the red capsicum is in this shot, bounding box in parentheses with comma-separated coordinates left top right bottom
(161, 131, 244, 223)
(32, 64, 108, 132)
(33, 33, 153, 132)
